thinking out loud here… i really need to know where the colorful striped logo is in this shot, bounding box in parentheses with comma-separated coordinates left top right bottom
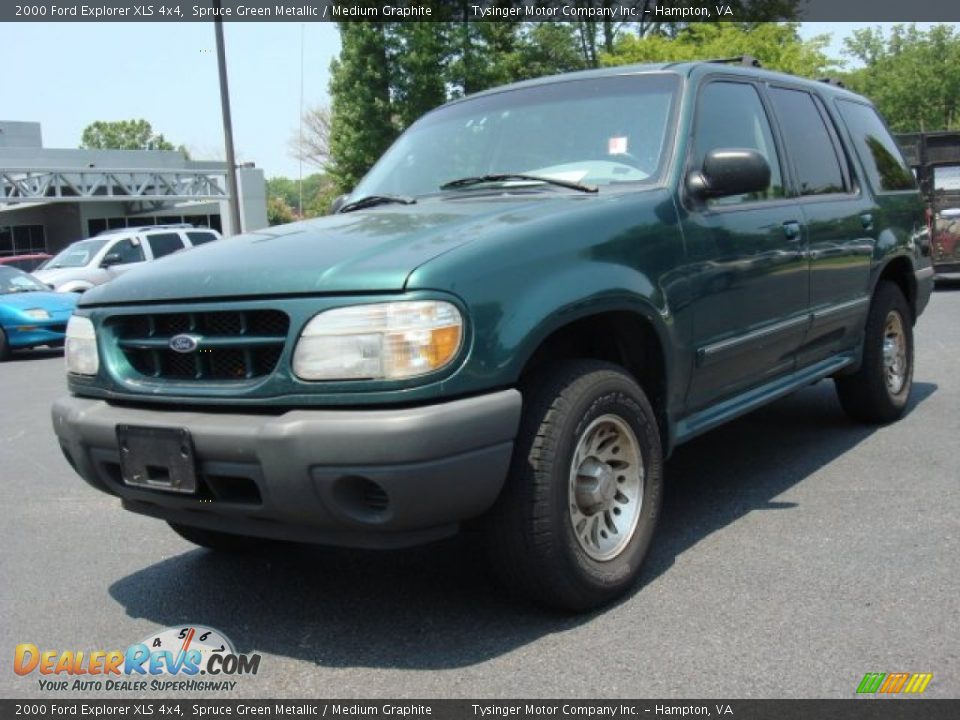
(857, 673, 933, 694)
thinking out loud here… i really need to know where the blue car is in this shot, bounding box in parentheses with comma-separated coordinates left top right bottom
(0, 265, 78, 360)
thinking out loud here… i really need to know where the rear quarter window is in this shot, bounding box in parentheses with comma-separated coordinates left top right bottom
(836, 100, 916, 192)
(186, 231, 218, 247)
(146, 232, 186, 259)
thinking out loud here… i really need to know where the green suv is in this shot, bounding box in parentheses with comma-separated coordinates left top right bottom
(53, 60, 933, 610)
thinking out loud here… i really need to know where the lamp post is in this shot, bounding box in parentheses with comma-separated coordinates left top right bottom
(214, 0, 242, 236)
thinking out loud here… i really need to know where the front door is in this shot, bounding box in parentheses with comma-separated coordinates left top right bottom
(681, 79, 810, 412)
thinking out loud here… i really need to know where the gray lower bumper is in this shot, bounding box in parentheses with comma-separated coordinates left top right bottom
(52, 390, 522, 548)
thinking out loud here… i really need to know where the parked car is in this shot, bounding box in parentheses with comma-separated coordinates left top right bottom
(0, 254, 53, 273)
(0, 266, 78, 360)
(52, 60, 932, 610)
(932, 208, 960, 278)
(34, 225, 221, 293)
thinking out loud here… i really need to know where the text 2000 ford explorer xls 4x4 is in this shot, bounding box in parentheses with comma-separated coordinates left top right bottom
(53, 61, 933, 610)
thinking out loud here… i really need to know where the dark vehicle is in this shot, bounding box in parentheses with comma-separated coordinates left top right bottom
(0, 253, 53, 273)
(896, 131, 960, 278)
(53, 60, 932, 610)
(0, 266, 78, 360)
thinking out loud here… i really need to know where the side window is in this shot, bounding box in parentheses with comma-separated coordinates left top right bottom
(147, 232, 186, 259)
(836, 101, 916, 192)
(768, 87, 847, 196)
(693, 81, 784, 205)
(108, 238, 145, 265)
(186, 231, 217, 247)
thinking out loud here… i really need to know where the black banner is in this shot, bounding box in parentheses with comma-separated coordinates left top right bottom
(3, 701, 960, 720)
(3, 0, 960, 23)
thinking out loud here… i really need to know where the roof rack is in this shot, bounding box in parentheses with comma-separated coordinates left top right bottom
(707, 55, 762, 68)
(818, 77, 846, 88)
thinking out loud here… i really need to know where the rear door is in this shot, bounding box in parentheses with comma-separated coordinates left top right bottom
(681, 78, 810, 411)
(765, 85, 874, 366)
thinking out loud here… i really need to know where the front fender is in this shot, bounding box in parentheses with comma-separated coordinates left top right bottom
(501, 266, 674, 382)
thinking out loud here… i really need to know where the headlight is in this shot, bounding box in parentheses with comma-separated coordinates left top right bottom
(292, 301, 463, 381)
(23, 308, 50, 320)
(65, 316, 100, 376)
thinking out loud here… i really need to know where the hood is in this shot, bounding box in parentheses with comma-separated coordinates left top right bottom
(33, 267, 89, 285)
(80, 194, 599, 306)
(0, 291, 78, 314)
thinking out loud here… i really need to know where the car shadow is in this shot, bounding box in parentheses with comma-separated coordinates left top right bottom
(6, 346, 63, 362)
(108, 380, 936, 670)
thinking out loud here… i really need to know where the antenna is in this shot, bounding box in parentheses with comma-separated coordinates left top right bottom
(298, 23, 305, 219)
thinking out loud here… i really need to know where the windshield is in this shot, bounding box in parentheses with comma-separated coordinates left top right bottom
(0, 266, 49, 294)
(45, 239, 108, 268)
(353, 74, 680, 199)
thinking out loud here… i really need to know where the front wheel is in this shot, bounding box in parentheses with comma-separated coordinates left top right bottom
(835, 281, 914, 424)
(483, 360, 663, 611)
(0, 328, 10, 361)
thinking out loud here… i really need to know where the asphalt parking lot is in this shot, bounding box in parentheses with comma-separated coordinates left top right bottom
(2, 288, 958, 699)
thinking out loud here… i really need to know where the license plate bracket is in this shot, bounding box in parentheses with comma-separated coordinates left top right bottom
(117, 425, 198, 494)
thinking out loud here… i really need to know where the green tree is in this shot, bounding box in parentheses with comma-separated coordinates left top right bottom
(504, 23, 587, 82)
(267, 173, 339, 219)
(601, 22, 836, 78)
(393, 23, 450, 127)
(842, 24, 960, 132)
(327, 23, 397, 193)
(80, 119, 185, 153)
(267, 196, 296, 226)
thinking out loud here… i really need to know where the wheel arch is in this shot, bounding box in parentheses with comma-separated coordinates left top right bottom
(874, 254, 917, 322)
(514, 304, 673, 452)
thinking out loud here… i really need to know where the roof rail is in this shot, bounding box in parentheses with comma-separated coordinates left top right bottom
(96, 223, 195, 236)
(707, 55, 762, 68)
(818, 77, 846, 88)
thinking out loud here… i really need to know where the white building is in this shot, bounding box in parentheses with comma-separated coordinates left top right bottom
(0, 121, 267, 257)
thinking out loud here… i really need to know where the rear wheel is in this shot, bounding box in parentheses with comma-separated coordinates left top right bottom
(0, 328, 10, 361)
(484, 360, 663, 611)
(168, 522, 262, 553)
(835, 281, 914, 423)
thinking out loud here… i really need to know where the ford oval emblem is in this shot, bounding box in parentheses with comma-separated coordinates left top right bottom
(169, 334, 201, 353)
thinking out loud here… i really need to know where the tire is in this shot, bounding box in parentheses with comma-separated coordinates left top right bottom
(168, 522, 263, 553)
(0, 328, 10, 361)
(483, 360, 664, 611)
(835, 281, 914, 424)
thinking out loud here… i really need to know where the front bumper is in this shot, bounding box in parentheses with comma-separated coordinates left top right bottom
(5, 318, 68, 348)
(52, 390, 522, 548)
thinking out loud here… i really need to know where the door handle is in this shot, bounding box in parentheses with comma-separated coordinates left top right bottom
(860, 213, 874, 231)
(782, 221, 801, 241)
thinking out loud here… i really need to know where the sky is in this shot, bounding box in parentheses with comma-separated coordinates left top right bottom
(0, 22, 947, 180)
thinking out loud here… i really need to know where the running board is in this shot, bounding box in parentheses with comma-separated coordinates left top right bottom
(673, 354, 857, 446)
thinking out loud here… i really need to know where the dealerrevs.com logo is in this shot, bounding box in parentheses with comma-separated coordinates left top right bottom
(14, 626, 261, 693)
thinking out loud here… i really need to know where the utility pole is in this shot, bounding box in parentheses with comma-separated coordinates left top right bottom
(214, 0, 242, 236)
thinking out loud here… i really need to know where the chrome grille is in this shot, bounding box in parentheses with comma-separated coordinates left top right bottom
(110, 310, 289, 381)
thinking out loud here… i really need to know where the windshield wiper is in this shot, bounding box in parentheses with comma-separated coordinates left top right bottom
(338, 194, 417, 213)
(440, 174, 598, 194)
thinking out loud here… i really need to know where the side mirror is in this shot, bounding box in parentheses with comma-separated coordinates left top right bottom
(687, 148, 771, 200)
(330, 194, 349, 215)
(100, 253, 122, 268)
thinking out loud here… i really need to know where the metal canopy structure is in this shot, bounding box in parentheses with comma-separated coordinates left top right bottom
(0, 167, 229, 204)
